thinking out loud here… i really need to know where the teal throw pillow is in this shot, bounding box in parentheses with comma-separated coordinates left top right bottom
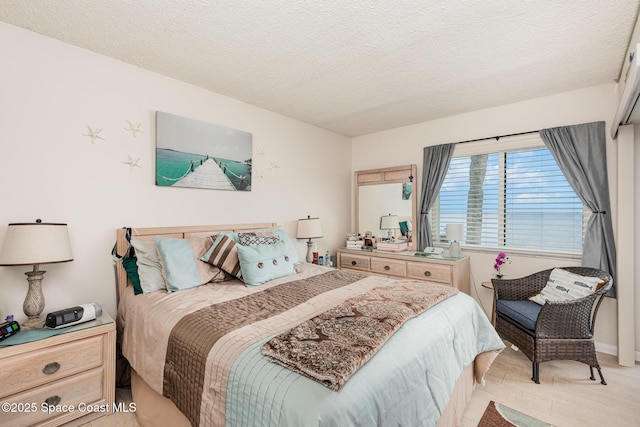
(155, 237, 202, 292)
(237, 240, 295, 287)
(271, 228, 300, 265)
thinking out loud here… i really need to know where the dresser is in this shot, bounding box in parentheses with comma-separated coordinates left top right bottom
(337, 248, 470, 294)
(0, 314, 116, 427)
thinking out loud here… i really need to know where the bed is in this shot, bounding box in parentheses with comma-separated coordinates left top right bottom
(114, 223, 504, 427)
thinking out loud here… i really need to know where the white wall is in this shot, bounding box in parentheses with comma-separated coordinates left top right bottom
(352, 84, 635, 355)
(2, 21, 635, 358)
(0, 22, 352, 321)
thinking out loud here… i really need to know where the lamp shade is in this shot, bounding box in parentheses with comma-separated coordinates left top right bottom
(0, 222, 73, 266)
(296, 216, 323, 239)
(380, 214, 400, 230)
(445, 223, 464, 242)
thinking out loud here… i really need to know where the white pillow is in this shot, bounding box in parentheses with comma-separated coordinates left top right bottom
(529, 268, 607, 305)
(131, 239, 166, 293)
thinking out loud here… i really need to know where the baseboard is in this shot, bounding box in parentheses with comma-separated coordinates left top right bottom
(595, 341, 640, 362)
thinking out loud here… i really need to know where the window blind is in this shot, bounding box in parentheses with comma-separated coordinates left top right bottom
(429, 146, 585, 253)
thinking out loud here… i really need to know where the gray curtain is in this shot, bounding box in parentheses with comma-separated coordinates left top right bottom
(418, 143, 455, 250)
(540, 121, 616, 296)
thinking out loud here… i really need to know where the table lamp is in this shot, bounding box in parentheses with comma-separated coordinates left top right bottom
(446, 223, 464, 257)
(380, 214, 400, 239)
(296, 215, 323, 263)
(0, 220, 73, 329)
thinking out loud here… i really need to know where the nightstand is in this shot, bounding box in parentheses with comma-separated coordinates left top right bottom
(0, 314, 116, 427)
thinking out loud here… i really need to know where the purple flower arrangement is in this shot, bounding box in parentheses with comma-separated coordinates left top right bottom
(494, 252, 509, 278)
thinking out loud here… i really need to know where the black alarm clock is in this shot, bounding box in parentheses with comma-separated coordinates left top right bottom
(45, 303, 102, 329)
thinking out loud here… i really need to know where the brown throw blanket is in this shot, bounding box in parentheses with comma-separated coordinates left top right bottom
(261, 280, 458, 391)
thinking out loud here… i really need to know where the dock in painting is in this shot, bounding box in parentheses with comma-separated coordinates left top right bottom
(173, 158, 235, 190)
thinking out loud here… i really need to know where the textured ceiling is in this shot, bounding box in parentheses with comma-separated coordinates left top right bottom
(1, 1, 639, 136)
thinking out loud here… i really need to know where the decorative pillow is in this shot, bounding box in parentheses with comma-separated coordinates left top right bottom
(238, 233, 280, 246)
(155, 237, 202, 292)
(252, 226, 301, 266)
(273, 229, 300, 265)
(131, 239, 167, 293)
(122, 256, 143, 295)
(529, 268, 608, 305)
(236, 240, 295, 287)
(189, 236, 226, 283)
(200, 233, 242, 279)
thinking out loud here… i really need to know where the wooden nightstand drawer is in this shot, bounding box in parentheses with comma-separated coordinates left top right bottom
(371, 258, 406, 277)
(340, 253, 371, 271)
(0, 315, 115, 427)
(0, 368, 104, 427)
(0, 335, 103, 398)
(407, 262, 452, 284)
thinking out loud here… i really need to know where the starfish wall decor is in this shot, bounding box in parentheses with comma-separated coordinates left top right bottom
(83, 126, 105, 144)
(125, 121, 143, 137)
(122, 155, 141, 171)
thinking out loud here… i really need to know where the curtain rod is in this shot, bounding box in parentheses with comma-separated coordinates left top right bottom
(452, 129, 541, 145)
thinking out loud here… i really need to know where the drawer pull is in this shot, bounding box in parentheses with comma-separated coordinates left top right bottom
(351, 260, 357, 266)
(384, 265, 390, 271)
(42, 362, 61, 375)
(424, 271, 432, 277)
(44, 395, 61, 406)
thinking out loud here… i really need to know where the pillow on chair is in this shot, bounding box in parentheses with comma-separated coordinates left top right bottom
(529, 268, 608, 305)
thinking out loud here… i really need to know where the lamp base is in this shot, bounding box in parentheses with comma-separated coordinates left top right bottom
(22, 267, 46, 330)
(449, 241, 461, 257)
(306, 241, 317, 263)
(21, 317, 45, 330)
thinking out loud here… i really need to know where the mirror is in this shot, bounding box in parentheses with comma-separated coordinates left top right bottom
(355, 164, 417, 250)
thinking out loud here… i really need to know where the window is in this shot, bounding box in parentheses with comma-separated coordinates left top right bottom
(429, 142, 586, 254)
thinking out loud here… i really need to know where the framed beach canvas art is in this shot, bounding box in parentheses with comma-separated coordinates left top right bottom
(156, 111, 252, 191)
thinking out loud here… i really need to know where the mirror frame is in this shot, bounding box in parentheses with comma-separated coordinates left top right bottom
(355, 164, 418, 250)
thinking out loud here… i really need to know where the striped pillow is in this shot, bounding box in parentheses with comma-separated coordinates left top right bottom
(201, 233, 242, 279)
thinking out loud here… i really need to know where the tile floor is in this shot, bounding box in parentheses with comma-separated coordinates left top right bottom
(92, 348, 640, 426)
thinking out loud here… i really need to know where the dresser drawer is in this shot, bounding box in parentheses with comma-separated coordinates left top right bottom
(371, 257, 406, 277)
(0, 335, 103, 398)
(0, 368, 104, 427)
(407, 262, 453, 284)
(340, 253, 371, 271)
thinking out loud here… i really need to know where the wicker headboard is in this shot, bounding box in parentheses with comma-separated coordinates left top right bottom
(114, 222, 278, 301)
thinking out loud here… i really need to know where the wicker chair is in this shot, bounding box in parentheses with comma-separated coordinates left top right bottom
(492, 267, 613, 384)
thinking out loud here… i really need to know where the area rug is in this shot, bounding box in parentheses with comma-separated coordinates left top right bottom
(478, 401, 555, 427)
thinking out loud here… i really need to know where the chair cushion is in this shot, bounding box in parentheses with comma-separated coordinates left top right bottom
(529, 268, 608, 305)
(496, 300, 542, 331)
